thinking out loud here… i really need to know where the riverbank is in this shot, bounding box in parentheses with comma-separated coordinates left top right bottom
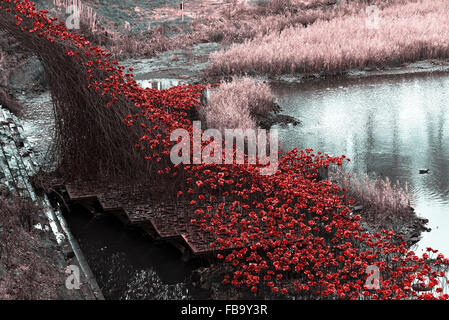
(206, 0, 449, 78)
(0, 107, 102, 300)
(4, 56, 442, 301)
(203, 58, 449, 86)
(4, 43, 442, 301)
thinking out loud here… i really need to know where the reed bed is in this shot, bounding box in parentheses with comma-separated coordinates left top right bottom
(199, 77, 274, 132)
(44, 0, 390, 60)
(193, 4, 328, 44)
(207, 0, 449, 76)
(330, 167, 413, 217)
(108, 0, 359, 58)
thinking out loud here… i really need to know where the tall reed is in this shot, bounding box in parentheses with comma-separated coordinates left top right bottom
(199, 77, 274, 132)
(330, 167, 413, 217)
(207, 0, 449, 76)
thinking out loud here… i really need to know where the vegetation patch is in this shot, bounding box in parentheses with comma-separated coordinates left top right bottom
(0, 191, 66, 299)
(199, 77, 275, 132)
(206, 0, 449, 77)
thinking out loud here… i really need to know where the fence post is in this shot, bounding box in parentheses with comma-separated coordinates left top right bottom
(180, 1, 184, 22)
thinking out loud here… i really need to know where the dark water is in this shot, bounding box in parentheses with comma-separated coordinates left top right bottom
(272, 74, 449, 255)
(62, 203, 208, 300)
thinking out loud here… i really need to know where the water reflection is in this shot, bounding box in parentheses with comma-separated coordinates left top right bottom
(138, 79, 185, 90)
(63, 203, 204, 300)
(273, 74, 449, 255)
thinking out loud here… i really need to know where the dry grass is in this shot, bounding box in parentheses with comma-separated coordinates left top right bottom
(0, 191, 63, 300)
(206, 0, 449, 76)
(191, 0, 341, 45)
(330, 168, 413, 217)
(106, 30, 192, 59)
(72, 21, 197, 60)
(32, 0, 383, 61)
(199, 77, 274, 132)
(196, 0, 399, 47)
(21, 0, 398, 62)
(45, 1, 203, 59)
(47, 0, 349, 59)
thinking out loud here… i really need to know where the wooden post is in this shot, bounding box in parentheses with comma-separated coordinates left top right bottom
(180, 1, 184, 22)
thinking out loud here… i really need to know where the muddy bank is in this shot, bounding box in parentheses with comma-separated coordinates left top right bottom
(359, 207, 431, 247)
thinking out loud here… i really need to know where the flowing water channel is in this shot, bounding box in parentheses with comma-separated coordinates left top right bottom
(271, 74, 449, 256)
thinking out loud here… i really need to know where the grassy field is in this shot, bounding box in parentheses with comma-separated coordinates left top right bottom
(206, 0, 449, 76)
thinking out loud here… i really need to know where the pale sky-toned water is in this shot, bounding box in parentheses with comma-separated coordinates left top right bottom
(273, 74, 449, 256)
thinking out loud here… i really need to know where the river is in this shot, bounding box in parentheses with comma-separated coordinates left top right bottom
(272, 73, 449, 256)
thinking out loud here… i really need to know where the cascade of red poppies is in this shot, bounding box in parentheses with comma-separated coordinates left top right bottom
(2, 0, 449, 299)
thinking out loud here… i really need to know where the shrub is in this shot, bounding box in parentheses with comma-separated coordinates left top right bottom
(330, 168, 412, 217)
(199, 77, 274, 132)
